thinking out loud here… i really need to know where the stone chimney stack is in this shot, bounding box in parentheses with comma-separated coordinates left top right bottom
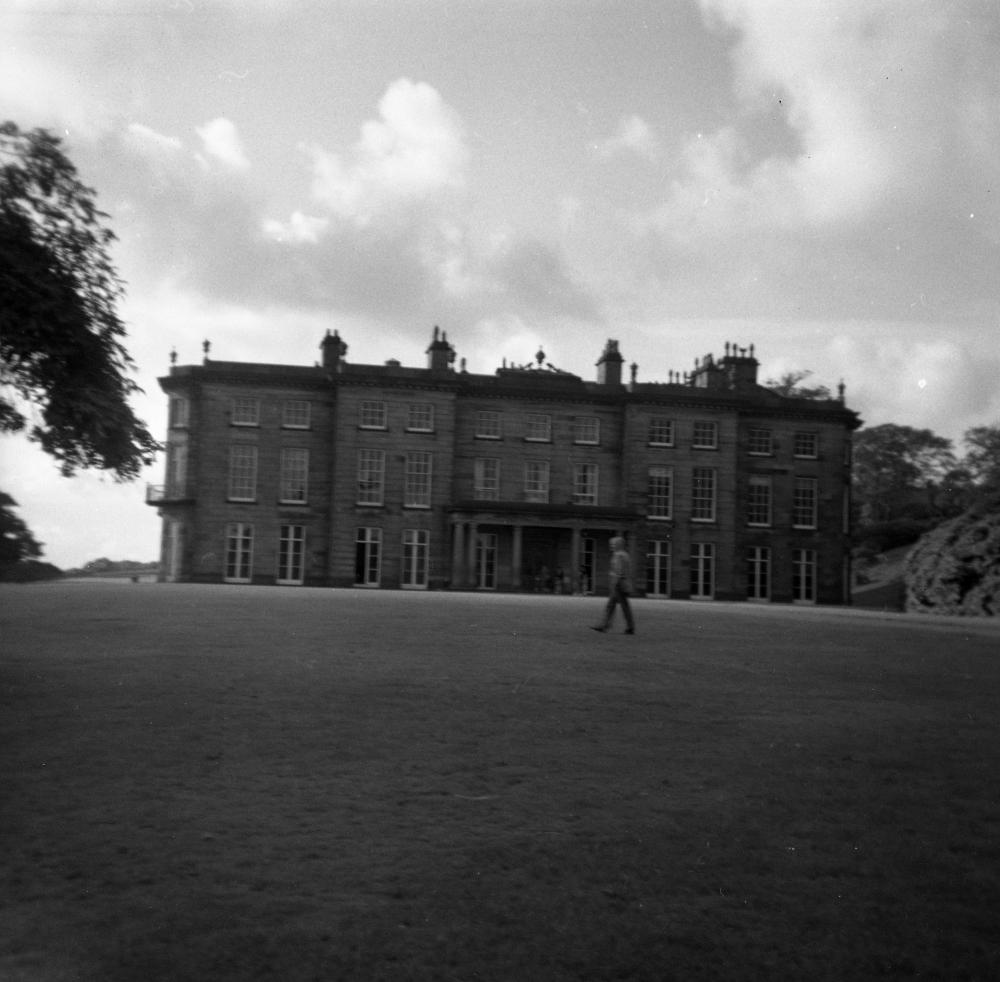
(596, 339, 624, 386)
(426, 325, 456, 372)
(320, 330, 347, 372)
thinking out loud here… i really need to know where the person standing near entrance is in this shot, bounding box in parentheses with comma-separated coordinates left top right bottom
(591, 536, 636, 634)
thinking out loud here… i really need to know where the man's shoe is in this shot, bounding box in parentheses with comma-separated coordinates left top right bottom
(590, 626, 607, 633)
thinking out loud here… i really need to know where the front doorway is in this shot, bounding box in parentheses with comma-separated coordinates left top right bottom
(475, 531, 498, 589)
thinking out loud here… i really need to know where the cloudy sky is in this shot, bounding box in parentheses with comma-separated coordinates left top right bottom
(2, 0, 999, 569)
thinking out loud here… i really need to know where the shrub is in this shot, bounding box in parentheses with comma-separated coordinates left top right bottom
(905, 498, 1000, 616)
(0, 560, 63, 582)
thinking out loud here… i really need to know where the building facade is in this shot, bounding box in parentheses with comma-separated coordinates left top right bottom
(147, 329, 861, 603)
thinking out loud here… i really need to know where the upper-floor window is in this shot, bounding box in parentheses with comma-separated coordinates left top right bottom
(357, 449, 385, 506)
(794, 432, 818, 458)
(648, 466, 673, 520)
(279, 448, 309, 504)
(574, 416, 600, 445)
(573, 463, 598, 505)
(232, 398, 260, 427)
(524, 460, 550, 503)
(525, 413, 552, 442)
(693, 420, 718, 449)
(691, 466, 717, 522)
(475, 410, 502, 439)
(168, 396, 190, 429)
(404, 452, 432, 508)
(282, 400, 311, 429)
(748, 427, 772, 455)
(359, 400, 387, 430)
(407, 403, 434, 432)
(474, 458, 500, 501)
(649, 417, 674, 447)
(747, 475, 772, 526)
(793, 477, 818, 529)
(228, 444, 258, 501)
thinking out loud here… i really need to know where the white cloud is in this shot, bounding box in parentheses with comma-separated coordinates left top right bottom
(596, 115, 660, 161)
(126, 122, 183, 156)
(195, 117, 250, 170)
(306, 78, 467, 225)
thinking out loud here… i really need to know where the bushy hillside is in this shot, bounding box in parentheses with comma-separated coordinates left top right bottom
(905, 497, 1000, 616)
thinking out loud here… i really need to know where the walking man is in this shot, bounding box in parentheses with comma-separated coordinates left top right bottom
(591, 536, 636, 635)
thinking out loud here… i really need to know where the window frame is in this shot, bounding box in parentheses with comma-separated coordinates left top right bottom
(691, 466, 717, 522)
(359, 400, 388, 430)
(572, 462, 598, 506)
(281, 400, 311, 430)
(277, 524, 306, 585)
(573, 416, 600, 445)
(224, 522, 254, 583)
(793, 477, 818, 529)
(794, 431, 819, 459)
(747, 427, 773, 456)
(168, 396, 190, 429)
(524, 413, 552, 443)
(227, 444, 258, 502)
(279, 447, 309, 504)
(524, 460, 550, 503)
(403, 451, 433, 508)
(474, 410, 502, 440)
(356, 449, 386, 506)
(406, 402, 435, 433)
(647, 465, 673, 520)
(747, 475, 772, 527)
(473, 457, 501, 501)
(231, 398, 260, 427)
(648, 416, 674, 447)
(692, 420, 719, 450)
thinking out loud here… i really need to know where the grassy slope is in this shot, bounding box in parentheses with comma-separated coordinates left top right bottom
(2, 584, 998, 981)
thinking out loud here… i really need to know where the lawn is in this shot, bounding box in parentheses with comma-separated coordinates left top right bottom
(2, 582, 998, 981)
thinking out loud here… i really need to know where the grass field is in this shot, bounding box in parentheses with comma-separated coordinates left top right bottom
(2, 583, 999, 981)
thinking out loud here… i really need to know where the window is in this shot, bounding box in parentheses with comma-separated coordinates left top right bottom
(407, 403, 434, 432)
(232, 398, 259, 427)
(168, 396, 189, 429)
(690, 543, 715, 599)
(691, 467, 716, 522)
(748, 427, 772, 455)
(277, 525, 305, 585)
(475, 410, 502, 439)
(649, 416, 674, 446)
(746, 546, 770, 601)
(224, 523, 253, 582)
(524, 460, 550, 502)
(794, 431, 818, 458)
(646, 540, 671, 597)
(282, 400, 310, 429)
(793, 548, 817, 603)
(474, 458, 500, 501)
(228, 445, 258, 501)
(693, 420, 718, 449)
(525, 413, 551, 442)
(747, 475, 772, 526)
(647, 466, 673, 520)
(404, 452, 432, 508)
(574, 416, 600, 445)
(573, 463, 598, 505)
(793, 477, 818, 529)
(359, 400, 387, 429)
(355, 527, 382, 586)
(357, 449, 385, 506)
(402, 529, 429, 588)
(165, 443, 187, 498)
(279, 448, 309, 504)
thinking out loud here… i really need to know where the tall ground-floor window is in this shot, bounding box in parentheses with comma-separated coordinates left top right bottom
(580, 536, 595, 594)
(476, 531, 498, 589)
(402, 529, 429, 589)
(355, 527, 382, 587)
(746, 546, 771, 601)
(690, 542, 715, 599)
(646, 539, 671, 597)
(793, 548, 817, 603)
(278, 525, 305, 585)
(225, 523, 253, 583)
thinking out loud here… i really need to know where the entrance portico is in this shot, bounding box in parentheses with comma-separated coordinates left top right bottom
(448, 502, 641, 592)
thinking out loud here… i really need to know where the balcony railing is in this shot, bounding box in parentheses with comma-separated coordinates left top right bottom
(146, 483, 194, 505)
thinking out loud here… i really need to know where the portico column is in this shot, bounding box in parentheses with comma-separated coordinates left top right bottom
(570, 526, 581, 593)
(511, 524, 523, 589)
(451, 521, 465, 589)
(467, 522, 479, 588)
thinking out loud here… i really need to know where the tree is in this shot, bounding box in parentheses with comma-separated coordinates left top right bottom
(764, 369, 833, 400)
(962, 424, 1000, 492)
(0, 121, 159, 479)
(852, 423, 957, 524)
(0, 490, 42, 564)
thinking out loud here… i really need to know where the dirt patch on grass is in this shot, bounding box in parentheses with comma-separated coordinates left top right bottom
(2, 584, 999, 980)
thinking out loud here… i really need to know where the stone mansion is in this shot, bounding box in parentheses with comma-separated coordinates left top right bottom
(147, 328, 861, 603)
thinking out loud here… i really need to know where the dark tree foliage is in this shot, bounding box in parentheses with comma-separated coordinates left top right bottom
(764, 369, 833, 400)
(0, 489, 42, 564)
(962, 424, 1000, 492)
(0, 121, 159, 478)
